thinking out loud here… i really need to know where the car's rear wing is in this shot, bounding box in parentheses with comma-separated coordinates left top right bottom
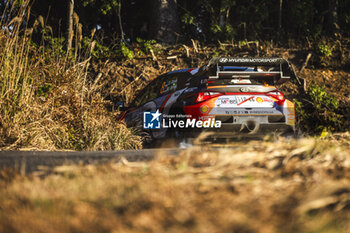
(204, 57, 296, 84)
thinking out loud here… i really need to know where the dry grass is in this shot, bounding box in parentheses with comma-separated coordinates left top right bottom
(0, 136, 349, 233)
(0, 2, 33, 147)
(0, 3, 141, 150)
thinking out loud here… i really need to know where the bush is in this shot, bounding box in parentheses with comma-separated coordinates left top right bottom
(294, 83, 344, 134)
(136, 38, 156, 55)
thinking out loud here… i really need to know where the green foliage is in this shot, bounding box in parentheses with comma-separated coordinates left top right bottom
(210, 24, 221, 34)
(212, 51, 220, 57)
(35, 83, 52, 98)
(82, 37, 111, 59)
(26, 0, 350, 45)
(294, 83, 343, 133)
(119, 42, 134, 60)
(239, 40, 247, 46)
(14, 0, 26, 8)
(209, 22, 236, 41)
(83, 0, 120, 15)
(318, 44, 333, 57)
(136, 38, 156, 55)
(42, 35, 66, 58)
(100, 0, 120, 15)
(315, 42, 335, 67)
(181, 12, 194, 25)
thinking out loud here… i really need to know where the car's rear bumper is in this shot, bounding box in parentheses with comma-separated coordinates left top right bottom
(179, 122, 295, 138)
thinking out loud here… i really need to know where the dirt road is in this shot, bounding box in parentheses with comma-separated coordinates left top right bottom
(0, 149, 181, 174)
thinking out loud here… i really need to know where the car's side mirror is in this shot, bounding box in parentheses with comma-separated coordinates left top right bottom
(116, 101, 128, 111)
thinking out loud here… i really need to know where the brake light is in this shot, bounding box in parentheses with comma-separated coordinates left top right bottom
(196, 91, 222, 102)
(267, 90, 285, 105)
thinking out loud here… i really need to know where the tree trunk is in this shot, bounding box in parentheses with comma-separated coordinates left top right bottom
(66, 0, 74, 52)
(328, 0, 339, 36)
(278, 0, 283, 32)
(150, 0, 179, 44)
(117, 1, 125, 41)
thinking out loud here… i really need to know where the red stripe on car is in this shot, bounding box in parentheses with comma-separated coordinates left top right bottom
(160, 93, 173, 112)
(237, 96, 254, 106)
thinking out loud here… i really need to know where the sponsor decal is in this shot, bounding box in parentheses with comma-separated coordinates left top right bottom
(256, 97, 263, 103)
(220, 58, 281, 63)
(237, 96, 255, 106)
(200, 105, 209, 113)
(262, 97, 273, 102)
(285, 100, 296, 125)
(287, 112, 295, 125)
(222, 109, 279, 115)
(143, 110, 162, 129)
(219, 58, 228, 63)
(160, 82, 165, 94)
(216, 96, 274, 108)
(220, 98, 237, 105)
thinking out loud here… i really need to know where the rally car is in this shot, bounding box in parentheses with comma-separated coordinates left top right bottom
(118, 57, 296, 141)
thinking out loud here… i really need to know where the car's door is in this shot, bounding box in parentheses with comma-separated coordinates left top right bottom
(125, 75, 165, 128)
(158, 72, 189, 114)
(125, 72, 190, 138)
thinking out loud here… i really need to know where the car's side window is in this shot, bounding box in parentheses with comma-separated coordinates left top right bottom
(132, 76, 165, 107)
(159, 75, 178, 96)
(131, 73, 190, 108)
(158, 73, 191, 95)
(133, 85, 154, 107)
